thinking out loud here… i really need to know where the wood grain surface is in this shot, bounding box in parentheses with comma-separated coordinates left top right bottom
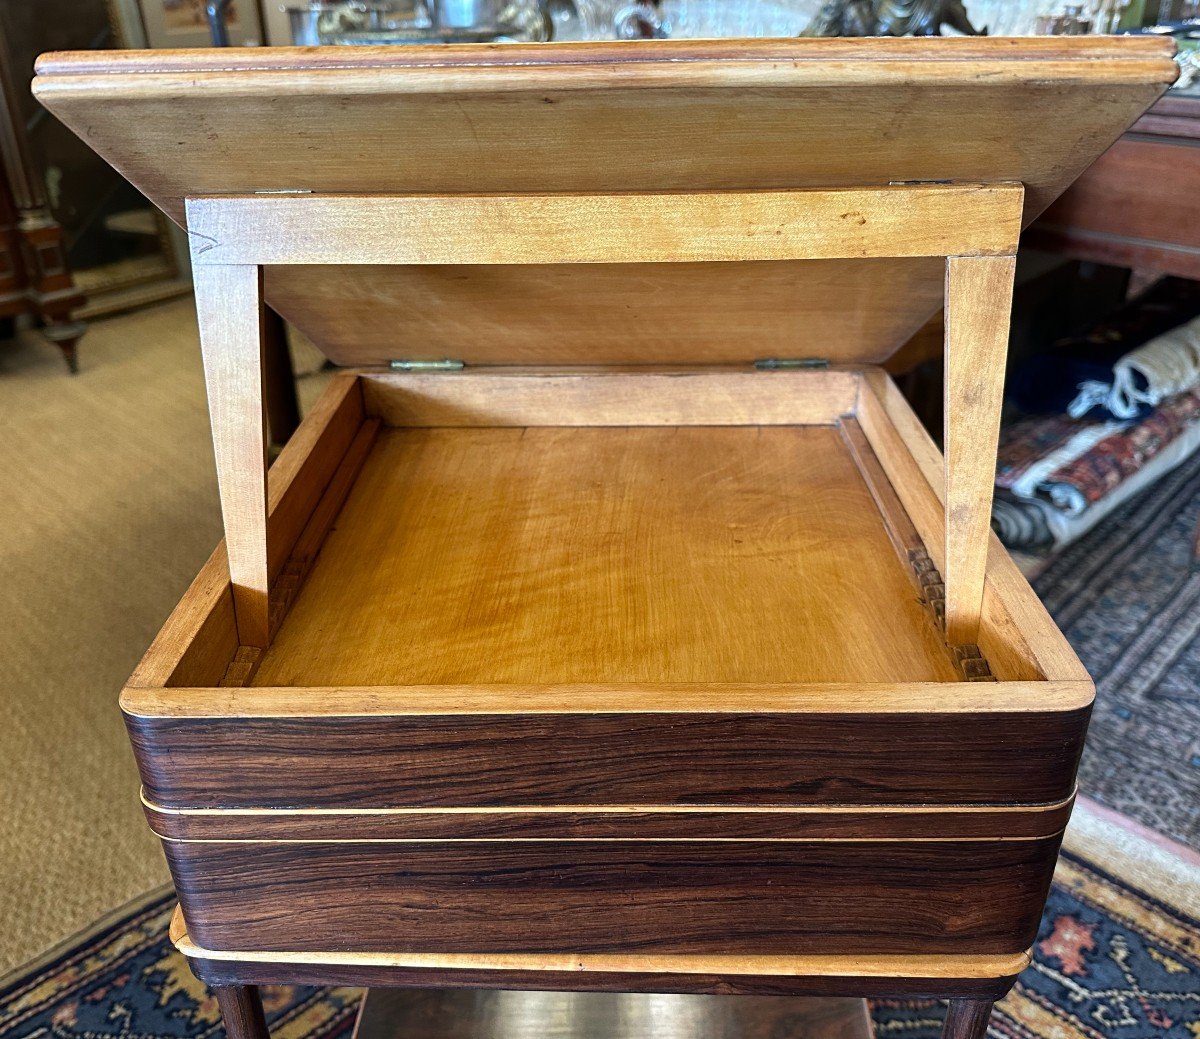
(359, 368, 859, 428)
(33, 37, 1175, 370)
(186, 185, 1022, 267)
(170, 907, 1028, 1000)
(164, 836, 1061, 955)
(855, 369, 1090, 684)
(120, 371, 1094, 696)
(212, 987, 268, 1039)
(268, 260, 945, 370)
(942, 999, 995, 1039)
(943, 255, 1016, 644)
(251, 425, 958, 687)
(33, 38, 1174, 225)
(125, 373, 366, 689)
(125, 707, 1087, 810)
(193, 264, 270, 647)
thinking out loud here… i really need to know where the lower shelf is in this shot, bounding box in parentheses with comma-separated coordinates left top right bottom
(352, 987, 874, 1039)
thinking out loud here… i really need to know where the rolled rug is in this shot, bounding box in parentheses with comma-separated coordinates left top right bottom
(1098, 314, 1200, 419)
(994, 387, 1200, 555)
(991, 491, 1056, 553)
(1010, 275, 1200, 421)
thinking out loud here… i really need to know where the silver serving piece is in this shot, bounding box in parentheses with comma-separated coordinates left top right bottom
(285, 0, 577, 44)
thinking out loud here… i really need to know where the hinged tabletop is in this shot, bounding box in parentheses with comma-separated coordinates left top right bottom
(33, 37, 1176, 652)
(34, 36, 1175, 368)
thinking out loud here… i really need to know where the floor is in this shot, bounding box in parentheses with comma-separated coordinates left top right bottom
(1034, 449, 1200, 847)
(0, 299, 325, 974)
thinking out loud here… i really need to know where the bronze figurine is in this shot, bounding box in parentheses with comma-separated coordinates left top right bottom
(803, 0, 986, 37)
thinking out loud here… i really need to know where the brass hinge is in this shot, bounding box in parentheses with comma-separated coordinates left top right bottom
(754, 358, 830, 371)
(389, 359, 465, 371)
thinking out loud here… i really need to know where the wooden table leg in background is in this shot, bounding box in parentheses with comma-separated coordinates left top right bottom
(942, 998, 994, 1039)
(214, 985, 270, 1039)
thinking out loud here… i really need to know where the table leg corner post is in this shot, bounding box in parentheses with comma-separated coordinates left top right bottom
(941, 997, 995, 1039)
(213, 984, 271, 1039)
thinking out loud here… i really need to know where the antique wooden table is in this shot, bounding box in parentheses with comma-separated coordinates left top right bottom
(34, 35, 1176, 1039)
(1027, 92, 1200, 281)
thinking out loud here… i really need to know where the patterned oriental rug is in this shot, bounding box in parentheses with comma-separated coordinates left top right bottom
(1033, 446, 1200, 848)
(2, 805, 1197, 1039)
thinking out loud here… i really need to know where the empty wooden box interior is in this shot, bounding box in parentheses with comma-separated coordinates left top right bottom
(34, 37, 1175, 987)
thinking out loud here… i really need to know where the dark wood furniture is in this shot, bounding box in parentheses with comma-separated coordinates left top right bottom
(34, 36, 1176, 1039)
(1027, 93, 1200, 281)
(0, 24, 84, 371)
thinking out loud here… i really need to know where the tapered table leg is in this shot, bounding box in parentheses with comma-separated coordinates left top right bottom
(214, 984, 270, 1039)
(942, 998, 993, 1039)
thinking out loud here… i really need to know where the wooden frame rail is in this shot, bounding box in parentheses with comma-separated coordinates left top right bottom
(185, 183, 1024, 648)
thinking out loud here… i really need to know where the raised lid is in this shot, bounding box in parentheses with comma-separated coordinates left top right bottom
(33, 37, 1175, 368)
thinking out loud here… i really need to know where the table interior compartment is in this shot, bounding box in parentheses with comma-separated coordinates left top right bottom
(252, 417, 960, 687)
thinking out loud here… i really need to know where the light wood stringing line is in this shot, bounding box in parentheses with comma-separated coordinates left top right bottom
(141, 791, 1076, 817)
(157, 835, 1060, 845)
(185, 185, 1024, 267)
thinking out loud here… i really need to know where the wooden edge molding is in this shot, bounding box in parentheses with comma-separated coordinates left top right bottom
(839, 415, 997, 680)
(265, 418, 380, 644)
(142, 792, 1074, 843)
(34, 37, 1178, 99)
(184, 185, 1024, 267)
(856, 367, 1092, 685)
(34, 36, 1179, 77)
(361, 368, 860, 428)
(142, 790, 1076, 818)
(119, 680, 1096, 717)
(168, 905, 1032, 981)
